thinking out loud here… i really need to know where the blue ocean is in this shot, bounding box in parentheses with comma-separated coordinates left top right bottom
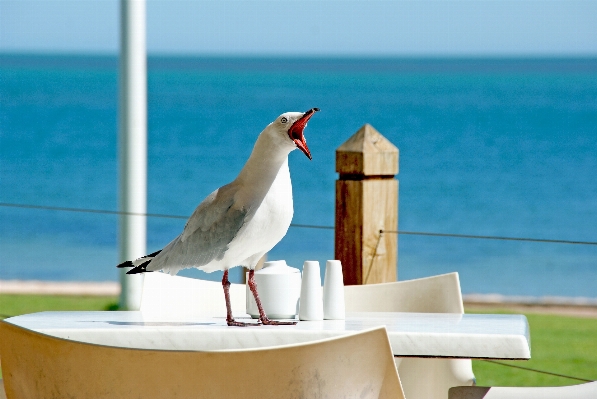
(1, 54, 596, 298)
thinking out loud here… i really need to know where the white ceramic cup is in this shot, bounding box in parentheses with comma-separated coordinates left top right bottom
(246, 260, 301, 319)
(299, 260, 324, 321)
(323, 260, 345, 320)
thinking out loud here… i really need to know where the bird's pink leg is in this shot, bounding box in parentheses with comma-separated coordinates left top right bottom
(247, 269, 297, 326)
(222, 270, 257, 327)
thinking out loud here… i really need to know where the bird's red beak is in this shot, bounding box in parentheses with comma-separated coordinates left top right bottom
(288, 108, 319, 160)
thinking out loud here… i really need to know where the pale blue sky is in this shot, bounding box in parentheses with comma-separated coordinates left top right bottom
(1, 0, 596, 56)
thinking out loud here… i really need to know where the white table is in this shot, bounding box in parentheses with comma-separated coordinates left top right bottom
(4, 311, 530, 359)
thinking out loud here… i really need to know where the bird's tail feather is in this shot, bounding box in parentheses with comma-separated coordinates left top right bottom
(116, 250, 162, 274)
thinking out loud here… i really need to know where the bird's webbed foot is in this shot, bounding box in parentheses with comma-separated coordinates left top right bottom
(226, 317, 262, 327)
(259, 317, 297, 326)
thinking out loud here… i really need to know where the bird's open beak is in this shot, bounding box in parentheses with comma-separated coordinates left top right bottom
(288, 108, 319, 160)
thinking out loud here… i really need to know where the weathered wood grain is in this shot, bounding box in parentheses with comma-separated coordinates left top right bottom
(335, 124, 399, 285)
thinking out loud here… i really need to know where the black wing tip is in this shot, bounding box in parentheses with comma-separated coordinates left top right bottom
(126, 266, 144, 274)
(116, 249, 162, 269)
(116, 260, 133, 269)
(125, 259, 153, 275)
(126, 268, 154, 275)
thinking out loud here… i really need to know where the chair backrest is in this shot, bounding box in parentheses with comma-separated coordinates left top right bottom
(140, 272, 246, 317)
(344, 273, 474, 399)
(0, 321, 405, 399)
(344, 272, 464, 314)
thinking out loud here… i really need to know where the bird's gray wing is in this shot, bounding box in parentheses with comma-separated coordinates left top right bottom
(147, 184, 248, 273)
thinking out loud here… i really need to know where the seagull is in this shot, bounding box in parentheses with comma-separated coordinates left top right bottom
(118, 108, 319, 326)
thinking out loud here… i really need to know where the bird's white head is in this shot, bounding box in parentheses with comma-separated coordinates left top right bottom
(268, 108, 320, 160)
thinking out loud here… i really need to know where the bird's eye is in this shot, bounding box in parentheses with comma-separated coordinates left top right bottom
(280, 117, 288, 123)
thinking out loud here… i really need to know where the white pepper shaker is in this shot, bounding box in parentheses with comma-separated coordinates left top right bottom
(323, 260, 345, 320)
(299, 261, 324, 321)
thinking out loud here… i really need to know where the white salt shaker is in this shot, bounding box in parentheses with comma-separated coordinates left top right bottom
(299, 261, 324, 321)
(323, 260, 345, 320)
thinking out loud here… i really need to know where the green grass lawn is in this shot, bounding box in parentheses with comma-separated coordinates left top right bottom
(0, 294, 118, 318)
(1, 295, 595, 387)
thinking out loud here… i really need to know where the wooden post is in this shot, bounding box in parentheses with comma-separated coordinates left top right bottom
(335, 124, 399, 285)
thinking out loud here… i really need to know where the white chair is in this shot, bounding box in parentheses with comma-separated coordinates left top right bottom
(448, 382, 597, 399)
(344, 272, 476, 399)
(0, 321, 405, 399)
(140, 272, 246, 317)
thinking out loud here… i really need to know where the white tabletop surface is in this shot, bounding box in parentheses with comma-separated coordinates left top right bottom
(4, 311, 531, 360)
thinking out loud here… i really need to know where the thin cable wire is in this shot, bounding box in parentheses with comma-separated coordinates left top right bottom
(481, 359, 594, 383)
(2, 202, 597, 245)
(0, 202, 188, 220)
(383, 229, 597, 246)
(289, 223, 334, 230)
(0, 202, 334, 230)
(363, 230, 383, 284)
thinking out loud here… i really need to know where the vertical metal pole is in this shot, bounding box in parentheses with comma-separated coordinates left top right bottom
(118, 0, 147, 310)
